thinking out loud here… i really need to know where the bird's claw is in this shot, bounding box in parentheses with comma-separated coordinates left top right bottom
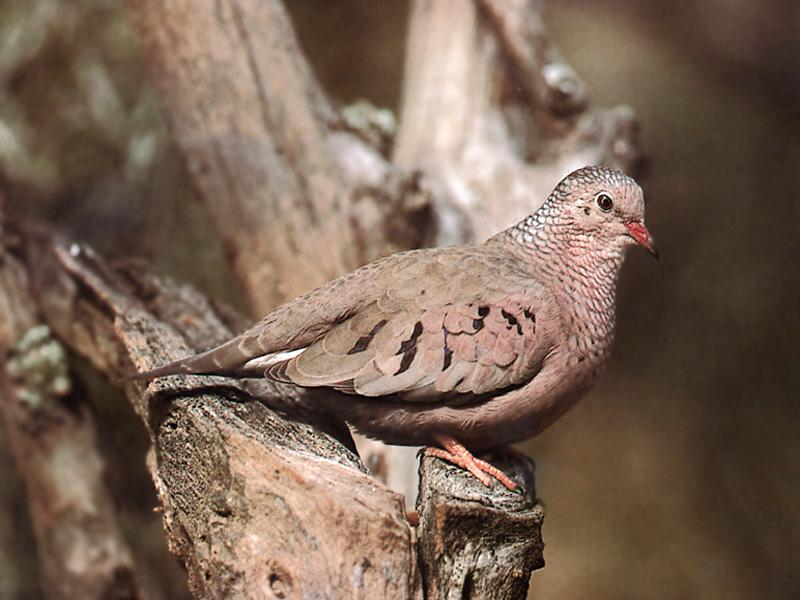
(425, 436, 518, 491)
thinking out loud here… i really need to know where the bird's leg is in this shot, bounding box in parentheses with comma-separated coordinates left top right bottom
(425, 435, 518, 491)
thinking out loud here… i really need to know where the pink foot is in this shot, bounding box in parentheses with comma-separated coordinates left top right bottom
(425, 435, 517, 491)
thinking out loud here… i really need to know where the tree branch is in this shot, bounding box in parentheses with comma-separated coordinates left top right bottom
(478, 0, 589, 120)
(10, 222, 421, 599)
(418, 451, 544, 599)
(5, 217, 544, 598)
(124, 0, 432, 316)
(124, 0, 357, 314)
(1, 0, 648, 595)
(124, 0, 436, 507)
(394, 0, 645, 244)
(0, 209, 144, 599)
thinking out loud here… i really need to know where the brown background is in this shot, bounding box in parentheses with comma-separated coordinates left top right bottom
(0, 1, 798, 598)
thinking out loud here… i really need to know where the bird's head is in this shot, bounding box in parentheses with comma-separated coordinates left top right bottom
(548, 165, 657, 258)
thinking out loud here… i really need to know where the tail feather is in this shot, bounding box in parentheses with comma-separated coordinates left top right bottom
(129, 337, 254, 381)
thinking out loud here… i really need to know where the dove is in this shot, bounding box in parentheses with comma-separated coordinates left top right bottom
(136, 166, 656, 490)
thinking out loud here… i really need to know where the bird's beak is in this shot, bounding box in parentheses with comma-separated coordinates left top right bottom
(625, 221, 658, 259)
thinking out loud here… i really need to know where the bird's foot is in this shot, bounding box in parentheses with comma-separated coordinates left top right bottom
(425, 435, 518, 491)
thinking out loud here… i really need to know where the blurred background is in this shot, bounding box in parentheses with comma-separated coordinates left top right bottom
(1, 0, 798, 598)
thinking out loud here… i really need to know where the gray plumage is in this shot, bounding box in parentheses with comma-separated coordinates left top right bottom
(138, 166, 655, 453)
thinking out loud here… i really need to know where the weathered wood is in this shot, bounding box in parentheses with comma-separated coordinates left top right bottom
(418, 452, 544, 600)
(0, 0, 656, 595)
(124, 0, 357, 314)
(123, 0, 435, 508)
(478, 0, 589, 119)
(12, 226, 421, 599)
(394, 0, 645, 244)
(0, 217, 144, 599)
(6, 219, 547, 599)
(124, 0, 434, 320)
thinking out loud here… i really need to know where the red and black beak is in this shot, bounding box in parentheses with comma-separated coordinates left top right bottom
(625, 222, 658, 259)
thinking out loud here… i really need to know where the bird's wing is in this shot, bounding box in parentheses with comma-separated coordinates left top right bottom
(267, 254, 549, 402)
(132, 248, 440, 379)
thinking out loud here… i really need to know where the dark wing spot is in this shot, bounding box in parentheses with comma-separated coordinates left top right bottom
(442, 346, 453, 371)
(396, 322, 423, 355)
(501, 309, 518, 326)
(477, 306, 490, 317)
(501, 309, 522, 334)
(347, 337, 371, 355)
(394, 321, 424, 375)
(395, 346, 417, 375)
(442, 329, 453, 371)
(472, 318, 484, 332)
(347, 319, 388, 354)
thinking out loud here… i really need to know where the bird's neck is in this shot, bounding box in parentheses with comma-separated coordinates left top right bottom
(502, 202, 626, 356)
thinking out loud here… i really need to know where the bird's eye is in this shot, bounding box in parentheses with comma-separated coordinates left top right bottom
(595, 193, 614, 211)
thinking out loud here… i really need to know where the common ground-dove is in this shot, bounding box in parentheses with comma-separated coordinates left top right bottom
(137, 166, 655, 490)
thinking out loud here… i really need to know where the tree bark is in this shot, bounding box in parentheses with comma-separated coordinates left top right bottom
(124, 0, 433, 317)
(124, 0, 358, 315)
(0, 214, 145, 599)
(123, 0, 437, 507)
(120, 0, 644, 596)
(418, 452, 545, 599)
(395, 0, 644, 244)
(11, 224, 422, 599)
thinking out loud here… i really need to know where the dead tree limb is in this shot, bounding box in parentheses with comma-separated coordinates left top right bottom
(418, 452, 545, 600)
(124, 0, 432, 316)
(9, 222, 422, 599)
(395, 0, 644, 243)
(4, 217, 543, 598)
(123, 0, 436, 505)
(0, 212, 144, 599)
(124, 0, 644, 507)
(124, 0, 357, 314)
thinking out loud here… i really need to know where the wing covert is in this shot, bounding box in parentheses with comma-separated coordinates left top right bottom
(267, 290, 548, 403)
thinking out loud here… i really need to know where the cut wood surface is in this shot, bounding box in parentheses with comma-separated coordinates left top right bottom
(418, 451, 545, 600)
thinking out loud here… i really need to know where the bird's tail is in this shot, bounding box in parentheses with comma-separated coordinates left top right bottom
(129, 337, 253, 381)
